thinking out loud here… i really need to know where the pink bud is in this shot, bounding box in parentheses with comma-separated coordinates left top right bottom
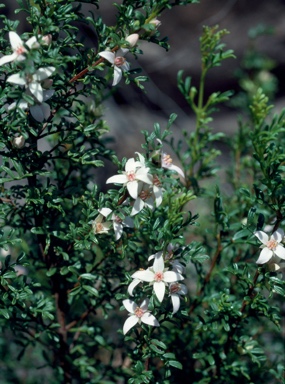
(42, 34, 52, 46)
(150, 18, 161, 28)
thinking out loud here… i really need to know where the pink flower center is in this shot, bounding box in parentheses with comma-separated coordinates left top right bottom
(127, 170, 136, 182)
(163, 154, 173, 167)
(266, 239, 278, 250)
(154, 271, 164, 282)
(96, 223, 104, 232)
(170, 283, 181, 294)
(134, 307, 144, 318)
(114, 56, 126, 67)
(15, 46, 26, 55)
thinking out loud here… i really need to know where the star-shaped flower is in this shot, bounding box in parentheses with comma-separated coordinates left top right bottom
(8, 89, 54, 122)
(98, 34, 139, 86)
(7, 67, 55, 103)
(169, 282, 188, 314)
(0, 31, 39, 66)
(106, 157, 153, 199)
(99, 207, 134, 241)
(131, 252, 184, 302)
(92, 213, 112, 234)
(254, 228, 285, 264)
(99, 50, 130, 86)
(122, 298, 159, 335)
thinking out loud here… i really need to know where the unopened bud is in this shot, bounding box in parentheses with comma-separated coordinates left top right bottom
(42, 34, 52, 46)
(125, 33, 139, 47)
(150, 18, 161, 28)
(12, 135, 25, 149)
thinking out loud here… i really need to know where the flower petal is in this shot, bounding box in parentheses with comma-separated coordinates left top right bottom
(131, 269, 154, 282)
(256, 247, 273, 264)
(164, 270, 184, 282)
(171, 293, 181, 314)
(29, 82, 43, 102)
(127, 279, 141, 296)
(0, 53, 18, 66)
(272, 228, 284, 242)
(139, 298, 150, 311)
(98, 51, 115, 64)
(141, 313, 159, 327)
(114, 221, 123, 240)
(25, 36, 39, 49)
(106, 174, 128, 184)
(131, 197, 144, 216)
(34, 67, 55, 81)
(154, 281, 165, 302)
(125, 158, 137, 172)
(123, 315, 138, 335)
(7, 73, 26, 85)
(254, 231, 269, 245)
(274, 244, 285, 260)
(99, 208, 112, 218)
(9, 31, 23, 51)
(153, 253, 164, 273)
(42, 89, 54, 101)
(127, 180, 139, 199)
(168, 164, 185, 178)
(112, 66, 122, 86)
(123, 299, 137, 314)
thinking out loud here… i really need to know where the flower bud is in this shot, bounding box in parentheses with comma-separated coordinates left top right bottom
(150, 18, 161, 28)
(42, 34, 52, 46)
(125, 33, 139, 48)
(12, 135, 25, 149)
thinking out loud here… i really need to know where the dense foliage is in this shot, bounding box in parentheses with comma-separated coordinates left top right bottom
(0, 1, 284, 383)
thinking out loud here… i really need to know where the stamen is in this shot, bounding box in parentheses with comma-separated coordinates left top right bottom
(134, 307, 144, 318)
(266, 239, 278, 250)
(127, 171, 136, 182)
(154, 272, 164, 282)
(114, 56, 126, 67)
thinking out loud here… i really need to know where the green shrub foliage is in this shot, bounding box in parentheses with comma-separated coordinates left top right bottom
(0, 1, 284, 383)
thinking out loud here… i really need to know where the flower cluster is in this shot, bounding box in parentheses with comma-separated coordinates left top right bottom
(123, 245, 187, 334)
(91, 146, 184, 240)
(0, 31, 55, 123)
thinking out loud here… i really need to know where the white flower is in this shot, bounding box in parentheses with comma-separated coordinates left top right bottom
(0, 31, 39, 66)
(8, 89, 54, 122)
(132, 252, 184, 302)
(99, 207, 134, 241)
(106, 157, 153, 199)
(122, 298, 159, 335)
(99, 49, 130, 86)
(254, 228, 285, 264)
(162, 153, 185, 178)
(12, 135, 25, 149)
(98, 34, 138, 86)
(169, 282, 188, 314)
(131, 175, 163, 216)
(92, 213, 112, 234)
(7, 67, 55, 103)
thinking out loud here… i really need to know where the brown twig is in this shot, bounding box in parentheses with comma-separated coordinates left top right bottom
(69, 45, 119, 84)
(189, 231, 223, 315)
